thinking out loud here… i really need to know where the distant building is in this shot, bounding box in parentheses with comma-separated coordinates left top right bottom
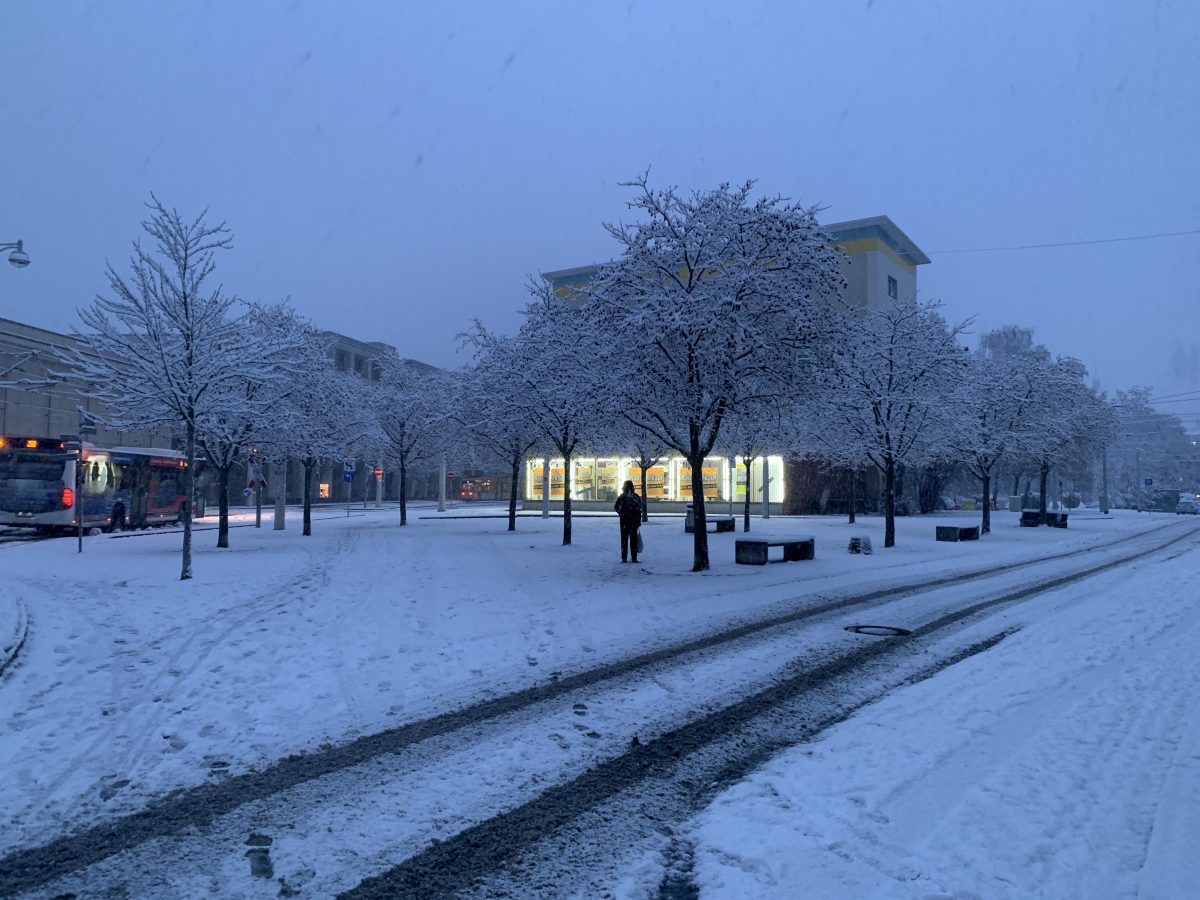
(0, 316, 165, 447)
(0, 315, 440, 506)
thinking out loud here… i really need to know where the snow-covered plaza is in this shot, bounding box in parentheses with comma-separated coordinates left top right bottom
(2, 506, 1198, 897)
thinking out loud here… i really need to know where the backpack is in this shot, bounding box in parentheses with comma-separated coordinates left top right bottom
(622, 492, 642, 518)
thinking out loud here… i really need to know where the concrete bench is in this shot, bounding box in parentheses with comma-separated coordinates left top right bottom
(736, 536, 814, 565)
(686, 516, 735, 534)
(936, 525, 979, 542)
(1020, 510, 1068, 528)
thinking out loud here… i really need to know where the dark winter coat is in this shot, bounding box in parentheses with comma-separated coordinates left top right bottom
(614, 491, 642, 522)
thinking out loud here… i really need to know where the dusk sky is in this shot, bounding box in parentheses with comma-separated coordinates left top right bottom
(2, 1, 1197, 425)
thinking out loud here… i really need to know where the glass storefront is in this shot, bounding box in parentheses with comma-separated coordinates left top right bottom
(525, 455, 786, 503)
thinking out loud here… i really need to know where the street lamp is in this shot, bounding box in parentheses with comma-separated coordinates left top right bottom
(2, 240, 30, 268)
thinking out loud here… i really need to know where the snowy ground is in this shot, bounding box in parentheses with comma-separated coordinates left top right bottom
(690, 518, 1200, 900)
(0, 503, 1195, 897)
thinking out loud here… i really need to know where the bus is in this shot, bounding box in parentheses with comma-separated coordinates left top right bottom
(0, 436, 197, 533)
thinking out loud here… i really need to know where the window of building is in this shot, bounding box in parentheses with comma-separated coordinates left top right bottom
(370, 361, 382, 381)
(887, 275, 898, 300)
(335, 349, 348, 371)
(354, 355, 366, 376)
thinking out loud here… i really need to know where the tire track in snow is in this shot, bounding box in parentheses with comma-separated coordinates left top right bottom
(351, 526, 1200, 899)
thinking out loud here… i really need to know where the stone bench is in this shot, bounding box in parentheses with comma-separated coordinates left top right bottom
(936, 525, 979, 542)
(686, 516, 735, 534)
(1020, 510, 1068, 528)
(736, 536, 815, 565)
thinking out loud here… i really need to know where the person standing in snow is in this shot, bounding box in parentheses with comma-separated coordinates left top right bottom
(614, 479, 642, 563)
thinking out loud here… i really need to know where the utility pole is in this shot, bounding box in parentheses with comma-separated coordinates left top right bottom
(1135, 449, 1143, 512)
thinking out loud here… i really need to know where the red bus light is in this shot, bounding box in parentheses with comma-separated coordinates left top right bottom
(61, 487, 74, 508)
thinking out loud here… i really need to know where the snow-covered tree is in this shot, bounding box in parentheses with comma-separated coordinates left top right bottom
(803, 299, 969, 548)
(948, 346, 1038, 534)
(258, 354, 366, 537)
(586, 175, 844, 570)
(718, 395, 785, 532)
(458, 325, 540, 531)
(373, 355, 453, 526)
(1017, 357, 1116, 521)
(198, 303, 325, 547)
(1108, 387, 1200, 509)
(61, 196, 243, 580)
(504, 285, 604, 546)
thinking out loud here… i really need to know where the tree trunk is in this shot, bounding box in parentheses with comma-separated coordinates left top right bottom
(742, 455, 752, 532)
(848, 467, 857, 525)
(181, 421, 195, 580)
(981, 470, 991, 535)
(274, 459, 286, 530)
(884, 458, 896, 548)
(562, 451, 572, 545)
(1038, 463, 1050, 525)
(399, 458, 408, 526)
(217, 463, 231, 548)
(691, 451, 710, 570)
(1012, 471, 1021, 497)
(507, 452, 520, 532)
(302, 458, 314, 536)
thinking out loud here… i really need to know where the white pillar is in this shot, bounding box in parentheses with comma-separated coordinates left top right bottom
(375, 462, 383, 508)
(761, 457, 771, 519)
(728, 455, 735, 517)
(438, 456, 447, 512)
(541, 456, 550, 518)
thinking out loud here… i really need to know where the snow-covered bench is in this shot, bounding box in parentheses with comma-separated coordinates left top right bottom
(935, 525, 979, 542)
(735, 536, 814, 565)
(685, 516, 735, 534)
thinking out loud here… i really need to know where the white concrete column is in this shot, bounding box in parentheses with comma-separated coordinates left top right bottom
(438, 456, 447, 512)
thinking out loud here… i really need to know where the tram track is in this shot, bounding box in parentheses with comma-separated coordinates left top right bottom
(1, 520, 1195, 897)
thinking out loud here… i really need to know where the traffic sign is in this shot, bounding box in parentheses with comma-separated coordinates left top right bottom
(344, 471, 354, 483)
(373, 467, 383, 479)
(1145, 478, 1153, 487)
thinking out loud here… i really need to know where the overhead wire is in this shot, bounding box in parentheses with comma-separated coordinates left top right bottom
(929, 227, 1200, 255)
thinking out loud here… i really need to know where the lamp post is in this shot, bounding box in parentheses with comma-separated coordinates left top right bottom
(1, 240, 31, 268)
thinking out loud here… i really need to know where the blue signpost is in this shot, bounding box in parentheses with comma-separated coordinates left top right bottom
(344, 459, 355, 516)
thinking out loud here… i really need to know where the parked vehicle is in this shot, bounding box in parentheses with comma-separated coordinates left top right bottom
(1176, 499, 1199, 515)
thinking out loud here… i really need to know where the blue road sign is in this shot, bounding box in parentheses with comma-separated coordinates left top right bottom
(344, 472, 354, 483)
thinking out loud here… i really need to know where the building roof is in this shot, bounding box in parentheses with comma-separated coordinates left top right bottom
(542, 214, 930, 285)
(824, 215, 931, 267)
